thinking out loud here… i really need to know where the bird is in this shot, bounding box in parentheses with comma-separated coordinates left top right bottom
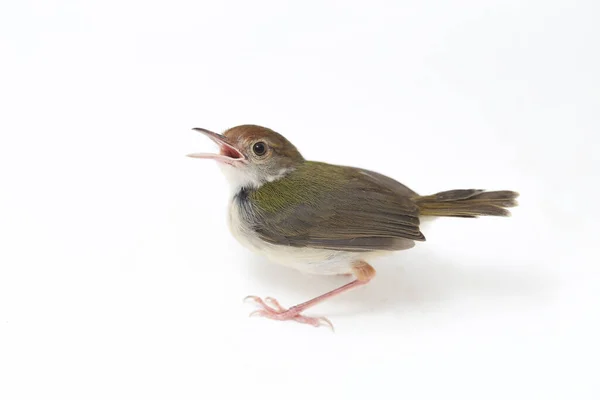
(187, 124, 519, 329)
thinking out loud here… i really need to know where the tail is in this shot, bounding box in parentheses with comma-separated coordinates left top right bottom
(414, 189, 519, 218)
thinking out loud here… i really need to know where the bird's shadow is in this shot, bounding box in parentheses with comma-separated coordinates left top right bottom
(242, 248, 554, 318)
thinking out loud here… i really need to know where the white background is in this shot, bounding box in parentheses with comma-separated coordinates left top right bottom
(1, 1, 598, 399)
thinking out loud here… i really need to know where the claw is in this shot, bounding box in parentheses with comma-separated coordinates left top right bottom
(244, 295, 334, 331)
(264, 297, 285, 312)
(249, 309, 268, 318)
(292, 315, 334, 331)
(318, 317, 335, 331)
(243, 295, 260, 304)
(244, 296, 278, 313)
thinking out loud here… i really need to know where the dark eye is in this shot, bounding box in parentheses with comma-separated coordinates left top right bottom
(252, 141, 267, 156)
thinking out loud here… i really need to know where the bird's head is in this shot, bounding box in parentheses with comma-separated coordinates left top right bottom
(188, 125, 304, 190)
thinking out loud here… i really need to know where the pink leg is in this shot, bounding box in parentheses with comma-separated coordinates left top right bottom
(245, 261, 376, 330)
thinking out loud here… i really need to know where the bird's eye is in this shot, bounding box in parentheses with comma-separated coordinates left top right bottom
(252, 141, 267, 156)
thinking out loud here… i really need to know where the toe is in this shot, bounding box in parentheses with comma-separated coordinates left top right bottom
(244, 295, 334, 330)
(264, 297, 286, 312)
(249, 309, 268, 318)
(244, 295, 279, 313)
(292, 315, 335, 331)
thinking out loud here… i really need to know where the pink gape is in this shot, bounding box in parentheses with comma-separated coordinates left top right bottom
(244, 261, 376, 330)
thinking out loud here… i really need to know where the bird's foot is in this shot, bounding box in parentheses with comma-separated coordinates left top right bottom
(244, 295, 334, 330)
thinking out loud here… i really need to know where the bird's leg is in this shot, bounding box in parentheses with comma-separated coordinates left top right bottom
(245, 261, 376, 330)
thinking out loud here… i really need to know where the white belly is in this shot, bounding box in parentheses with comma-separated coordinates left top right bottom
(227, 198, 387, 275)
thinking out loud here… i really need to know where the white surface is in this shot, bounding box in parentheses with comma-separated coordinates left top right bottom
(1, 1, 598, 399)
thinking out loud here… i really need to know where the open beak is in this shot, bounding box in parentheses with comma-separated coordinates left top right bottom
(186, 128, 246, 165)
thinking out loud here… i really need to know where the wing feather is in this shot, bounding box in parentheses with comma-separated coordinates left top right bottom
(247, 162, 424, 252)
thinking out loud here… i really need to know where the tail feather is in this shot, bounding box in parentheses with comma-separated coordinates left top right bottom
(414, 189, 519, 218)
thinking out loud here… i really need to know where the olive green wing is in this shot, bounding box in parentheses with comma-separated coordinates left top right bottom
(248, 162, 424, 252)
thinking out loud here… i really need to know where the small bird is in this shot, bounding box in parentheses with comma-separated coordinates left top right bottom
(188, 124, 519, 329)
